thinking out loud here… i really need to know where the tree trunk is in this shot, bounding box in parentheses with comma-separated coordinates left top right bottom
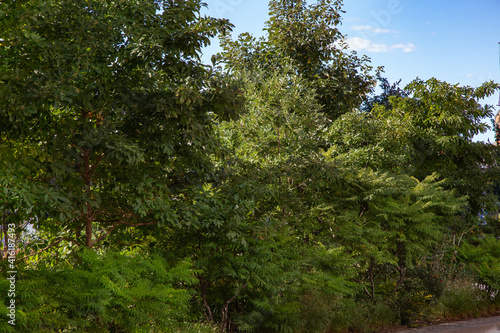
(369, 258, 375, 300)
(395, 241, 406, 291)
(82, 150, 93, 249)
(199, 277, 214, 323)
(220, 283, 247, 332)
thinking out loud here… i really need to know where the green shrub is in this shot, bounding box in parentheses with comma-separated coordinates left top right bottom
(295, 291, 340, 333)
(0, 249, 197, 333)
(328, 298, 396, 333)
(439, 279, 490, 319)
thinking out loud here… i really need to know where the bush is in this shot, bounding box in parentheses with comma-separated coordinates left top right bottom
(439, 279, 490, 319)
(328, 298, 396, 333)
(0, 249, 197, 332)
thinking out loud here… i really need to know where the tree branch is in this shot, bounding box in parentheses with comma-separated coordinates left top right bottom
(221, 283, 247, 332)
(93, 222, 121, 246)
(89, 152, 105, 175)
(353, 278, 373, 298)
(198, 276, 214, 323)
(16, 237, 81, 262)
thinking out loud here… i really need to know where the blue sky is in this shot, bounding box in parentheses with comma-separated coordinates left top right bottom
(200, 0, 500, 142)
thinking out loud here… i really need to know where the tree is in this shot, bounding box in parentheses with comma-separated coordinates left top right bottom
(324, 77, 500, 323)
(0, 0, 235, 252)
(0, 0, 246, 330)
(328, 78, 500, 219)
(161, 69, 356, 332)
(216, 0, 379, 121)
(392, 78, 500, 233)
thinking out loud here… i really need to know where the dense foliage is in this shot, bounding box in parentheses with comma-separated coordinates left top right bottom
(1, 0, 499, 332)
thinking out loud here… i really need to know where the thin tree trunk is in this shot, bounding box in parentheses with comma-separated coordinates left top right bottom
(220, 283, 247, 332)
(395, 266, 406, 291)
(83, 150, 93, 249)
(395, 242, 406, 291)
(85, 209, 92, 248)
(369, 258, 375, 300)
(199, 277, 214, 323)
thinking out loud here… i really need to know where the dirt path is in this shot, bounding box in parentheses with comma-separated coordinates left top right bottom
(394, 316, 500, 333)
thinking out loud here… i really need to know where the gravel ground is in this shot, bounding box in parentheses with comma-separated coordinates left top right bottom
(393, 316, 500, 333)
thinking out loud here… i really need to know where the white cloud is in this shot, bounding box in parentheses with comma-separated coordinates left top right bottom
(392, 43, 416, 52)
(466, 73, 475, 78)
(351, 25, 394, 34)
(346, 37, 388, 52)
(346, 38, 416, 53)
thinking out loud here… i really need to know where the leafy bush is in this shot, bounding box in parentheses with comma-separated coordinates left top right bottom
(457, 235, 500, 296)
(328, 298, 396, 333)
(439, 279, 490, 319)
(0, 249, 197, 332)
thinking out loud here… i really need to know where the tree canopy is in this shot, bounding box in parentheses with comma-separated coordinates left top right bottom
(1, 0, 499, 332)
